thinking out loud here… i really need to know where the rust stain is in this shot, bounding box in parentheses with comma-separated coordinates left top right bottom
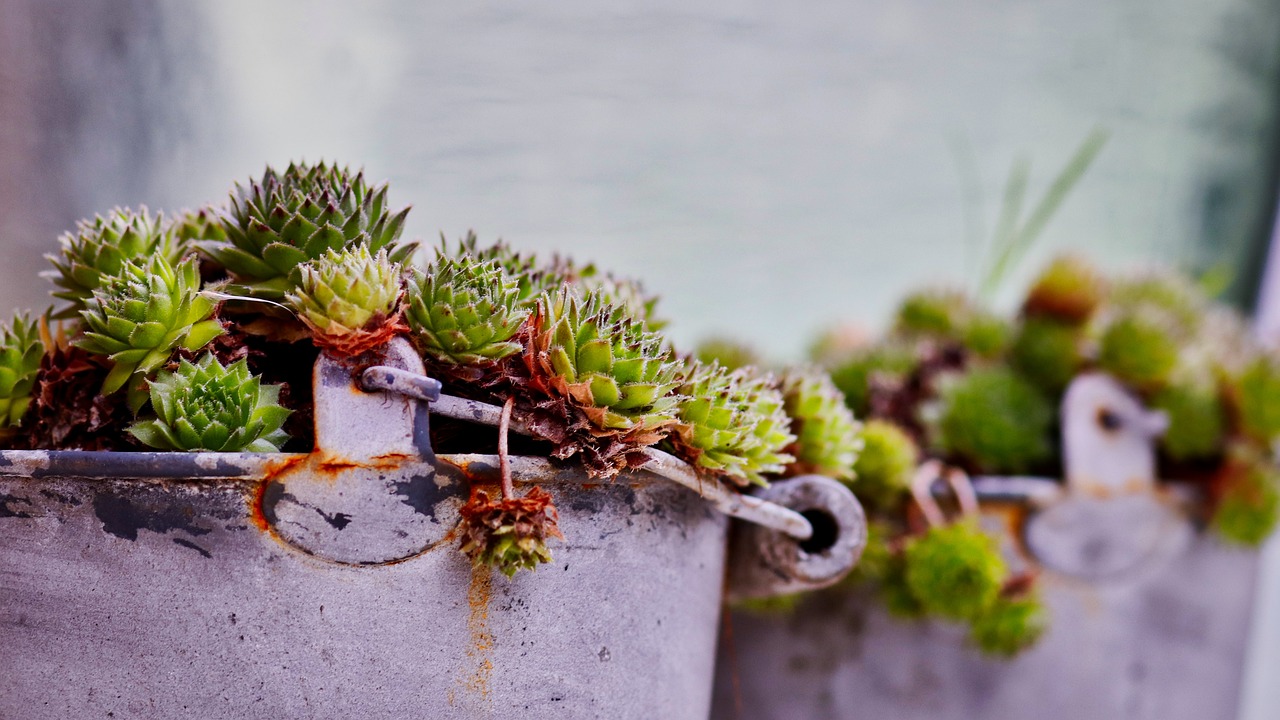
(260, 454, 307, 482)
(455, 562, 495, 706)
(248, 480, 271, 532)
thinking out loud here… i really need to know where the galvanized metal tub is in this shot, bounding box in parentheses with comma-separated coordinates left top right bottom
(712, 497, 1258, 720)
(0, 339, 864, 719)
(712, 373, 1260, 720)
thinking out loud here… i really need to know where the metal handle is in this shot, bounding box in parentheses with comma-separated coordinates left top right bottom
(360, 365, 817, 540)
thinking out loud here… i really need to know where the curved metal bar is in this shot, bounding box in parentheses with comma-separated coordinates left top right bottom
(361, 365, 815, 540)
(0, 449, 302, 480)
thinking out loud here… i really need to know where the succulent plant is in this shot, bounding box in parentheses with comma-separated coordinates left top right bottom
(694, 337, 761, 372)
(670, 361, 796, 487)
(74, 255, 223, 406)
(1096, 310, 1182, 390)
(1235, 355, 1280, 444)
(1151, 380, 1226, 461)
(1010, 317, 1084, 394)
(198, 162, 413, 299)
(128, 354, 290, 452)
(171, 207, 228, 243)
(1213, 455, 1280, 546)
(827, 342, 918, 417)
(458, 488, 564, 577)
(894, 288, 972, 339)
(961, 311, 1013, 360)
(530, 288, 683, 439)
(406, 251, 530, 366)
(903, 520, 1006, 621)
(851, 420, 919, 510)
(285, 246, 405, 356)
(1022, 254, 1104, 323)
(780, 366, 863, 481)
(443, 231, 556, 306)
(969, 595, 1047, 657)
(0, 313, 45, 427)
(45, 206, 187, 319)
(924, 367, 1053, 474)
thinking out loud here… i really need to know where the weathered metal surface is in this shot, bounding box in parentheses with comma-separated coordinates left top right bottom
(0, 463, 728, 719)
(727, 475, 866, 602)
(710, 373, 1258, 719)
(712, 530, 1259, 720)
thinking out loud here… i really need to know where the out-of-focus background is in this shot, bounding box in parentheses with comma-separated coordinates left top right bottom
(2, 1, 1279, 716)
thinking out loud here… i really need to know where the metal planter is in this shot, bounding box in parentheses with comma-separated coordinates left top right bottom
(712, 373, 1260, 720)
(0, 339, 865, 719)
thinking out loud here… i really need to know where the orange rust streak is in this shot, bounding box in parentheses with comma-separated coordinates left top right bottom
(458, 563, 495, 704)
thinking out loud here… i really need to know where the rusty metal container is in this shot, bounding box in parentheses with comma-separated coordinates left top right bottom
(0, 339, 865, 719)
(712, 373, 1260, 720)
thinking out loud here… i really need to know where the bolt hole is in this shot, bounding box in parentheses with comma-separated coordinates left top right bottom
(798, 509, 839, 555)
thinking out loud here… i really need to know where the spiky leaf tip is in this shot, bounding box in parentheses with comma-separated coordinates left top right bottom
(924, 366, 1053, 474)
(285, 245, 404, 355)
(779, 366, 863, 481)
(852, 419, 918, 509)
(45, 206, 187, 319)
(969, 595, 1047, 657)
(199, 161, 414, 299)
(531, 288, 683, 437)
(406, 250, 530, 366)
(170, 207, 228, 243)
(128, 354, 290, 452)
(903, 520, 1006, 621)
(73, 255, 223, 407)
(671, 360, 796, 487)
(0, 313, 45, 427)
(1022, 254, 1104, 323)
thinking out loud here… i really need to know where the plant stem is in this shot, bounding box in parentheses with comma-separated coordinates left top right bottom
(498, 396, 514, 501)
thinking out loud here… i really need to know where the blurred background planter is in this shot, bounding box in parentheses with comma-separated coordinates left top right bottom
(0, 338, 865, 720)
(712, 372, 1259, 720)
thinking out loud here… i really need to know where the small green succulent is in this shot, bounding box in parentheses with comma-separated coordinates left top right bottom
(780, 366, 863, 481)
(74, 255, 223, 406)
(532, 288, 683, 437)
(444, 231, 556, 306)
(924, 366, 1053, 474)
(285, 245, 403, 355)
(406, 251, 530, 365)
(903, 520, 1006, 621)
(458, 488, 563, 578)
(1010, 317, 1084, 394)
(969, 595, 1047, 657)
(1213, 457, 1280, 546)
(0, 313, 45, 427)
(171, 207, 228, 243)
(961, 311, 1013, 360)
(1151, 380, 1226, 461)
(1235, 355, 1280, 444)
(851, 420, 919, 510)
(1096, 310, 1182, 390)
(198, 162, 414, 299)
(894, 288, 972, 338)
(45, 206, 187, 319)
(827, 342, 918, 417)
(128, 354, 290, 452)
(1022, 254, 1104, 323)
(671, 361, 796, 487)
